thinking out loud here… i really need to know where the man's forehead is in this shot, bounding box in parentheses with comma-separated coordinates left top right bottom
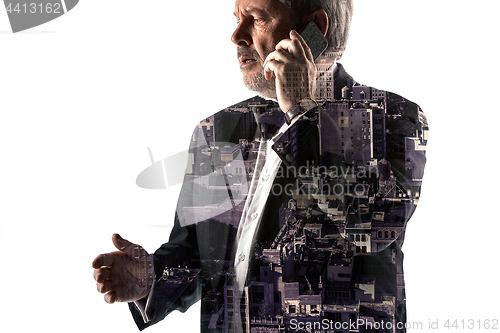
(233, 0, 286, 16)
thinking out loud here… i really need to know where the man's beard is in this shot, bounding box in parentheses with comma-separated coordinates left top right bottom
(237, 47, 277, 99)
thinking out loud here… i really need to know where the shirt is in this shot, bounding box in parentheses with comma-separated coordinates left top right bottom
(233, 120, 289, 293)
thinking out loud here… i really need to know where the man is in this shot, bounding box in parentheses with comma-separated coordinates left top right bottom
(93, 0, 428, 332)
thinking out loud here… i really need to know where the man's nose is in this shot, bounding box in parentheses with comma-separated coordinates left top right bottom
(231, 21, 252, 46)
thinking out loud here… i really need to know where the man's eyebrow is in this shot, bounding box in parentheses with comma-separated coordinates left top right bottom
(234, 7, 269, 18)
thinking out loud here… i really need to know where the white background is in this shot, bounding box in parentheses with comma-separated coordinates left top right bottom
(1, 0, 499, 332)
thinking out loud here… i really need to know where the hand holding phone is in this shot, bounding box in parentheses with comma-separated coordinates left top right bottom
(263, 22, 328, 112)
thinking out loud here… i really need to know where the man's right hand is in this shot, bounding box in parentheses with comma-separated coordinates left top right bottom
(263, 30, 318, 113)
(92, 234, 154, 304)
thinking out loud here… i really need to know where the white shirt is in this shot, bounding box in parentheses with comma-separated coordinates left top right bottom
(233, 120, 289, 293)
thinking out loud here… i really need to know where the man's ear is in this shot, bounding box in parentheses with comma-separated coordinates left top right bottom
(309, 9, 328, 37)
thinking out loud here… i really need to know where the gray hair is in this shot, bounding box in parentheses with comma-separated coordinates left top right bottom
(280, 0, 353, 60)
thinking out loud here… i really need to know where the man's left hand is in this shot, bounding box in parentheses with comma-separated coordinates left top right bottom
(263, 30, 317, 113)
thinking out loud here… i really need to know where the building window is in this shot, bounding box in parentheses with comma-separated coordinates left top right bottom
(251, 285, 265, 302)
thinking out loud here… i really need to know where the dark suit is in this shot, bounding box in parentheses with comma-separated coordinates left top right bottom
(129, 64, 428, 332)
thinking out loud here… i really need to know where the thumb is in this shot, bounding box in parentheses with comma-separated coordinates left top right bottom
(112, 233, 134, 252)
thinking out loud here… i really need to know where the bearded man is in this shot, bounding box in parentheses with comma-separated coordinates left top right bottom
(93, 1, 428, 332)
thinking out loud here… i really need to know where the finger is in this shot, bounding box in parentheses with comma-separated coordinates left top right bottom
(96, 280, 112, 294)
(270, 47, 292, 62)
(291, 30, 314, 62)
(263, 49, 289, 68)
(263, 53, 275, 80)
(275, 33, 306, 61)
(263, 58, 284, 81)
(93, 267, 111, 283)
(275, 39, 299, 58)
(92, 253, 115, 269)
(104, 291, 116, 304)
(112, 233, 134, 253)
(263, 61, 273, 80)
(263, 50, 288, 80)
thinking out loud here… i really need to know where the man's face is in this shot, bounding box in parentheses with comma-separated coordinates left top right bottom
(232, 0, 293, 98)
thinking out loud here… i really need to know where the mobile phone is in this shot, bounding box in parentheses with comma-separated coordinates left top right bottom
(298, 21, 328, 60)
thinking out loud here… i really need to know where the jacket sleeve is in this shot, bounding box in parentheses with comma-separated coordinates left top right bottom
(128, 124, 208, 330)
(128, 212, 201, 330)
(373, 91, 429, 250)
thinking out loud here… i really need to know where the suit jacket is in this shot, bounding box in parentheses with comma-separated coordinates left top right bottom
(129, 64, 428, 332)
